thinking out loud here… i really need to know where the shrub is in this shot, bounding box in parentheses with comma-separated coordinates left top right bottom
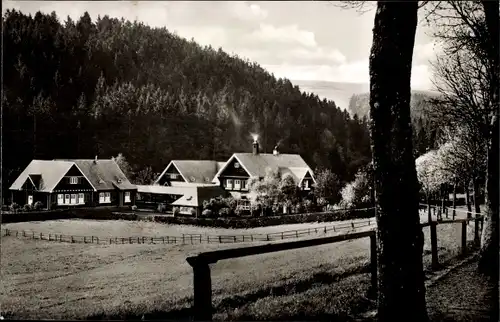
(190, 208, 197, 216)
(173, 207, 180, 216)
(201, 209, 213, 217)
(33, 201, 44, 211)
(234, 205, 247, 217)
(22, 204, 32, 212)
(131, 205, 138, 211)
(9, 202, 20, 212)
(303, 199, 314, 212)
(219, 207, 231, 217)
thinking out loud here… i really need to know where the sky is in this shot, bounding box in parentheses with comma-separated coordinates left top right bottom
(3, 1, 441, 91)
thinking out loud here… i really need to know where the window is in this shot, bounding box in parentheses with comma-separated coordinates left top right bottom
(226, 179, 233, 189)
(70, 194, 77, 204)
(65, 194, 70, 205)
(169, 174, 178, 179)
(99, 192, 111, 204)
(304, 180, 310, 190)
(125, 191, 131, 203)
(241, 180, 247, 190)
(78, 193, 84, 204)
(69, 177, 78, 184)
(234, 179, 241, 190)
(234, 162, 240, 168)
(58, 194, 64, 205)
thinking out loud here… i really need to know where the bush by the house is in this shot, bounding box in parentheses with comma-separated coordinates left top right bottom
(218, 207, 232, 217)
(338, 169, 372, 209)
(190, 208, 197, 216)
(173, 207, 180, 217)
(203, 196, 237, 216)
(201, 209, 213, 217)
(9, 202, 20, 212)
(22, 204, 33, 212)
(234, 205, 248, 217)
(303, 199, 314, 212)
(33, 201, 44, 211)
(131, 205, 138, 211)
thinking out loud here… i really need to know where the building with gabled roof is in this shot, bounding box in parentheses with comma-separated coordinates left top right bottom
(213, 139, 316, 199)
(9, 157, 137, 209)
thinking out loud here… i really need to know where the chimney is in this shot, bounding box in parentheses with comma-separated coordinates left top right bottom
(273, 145, 279, 156)
(252, 140, 259, 155)
(94, 155, 98, 164)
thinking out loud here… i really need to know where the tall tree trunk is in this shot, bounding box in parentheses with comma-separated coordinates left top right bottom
(465, 181, 472, 218)
(478, 0, 499, 280)
(472, 178, 481, 215)
(452, 181, 457, 219)
(369, 2, 427, 320)
(427, 194, 432, 223)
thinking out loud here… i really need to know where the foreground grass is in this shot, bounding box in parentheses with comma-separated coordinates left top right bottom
(1, 219, 475, 320)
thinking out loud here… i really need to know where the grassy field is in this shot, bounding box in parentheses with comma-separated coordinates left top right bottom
(2, 217, 375, 239)
(1, 217, 476, 320)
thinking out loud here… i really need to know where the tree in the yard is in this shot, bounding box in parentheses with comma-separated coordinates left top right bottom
(133, 166, 156, 185)
(415, 149, 449, 222)
(338, 169, 371, 210)
(368, 2, 428, 320)
(423, 0, 499, 276)
(312, 168, 341, 207)
(112, 153, 133, 180)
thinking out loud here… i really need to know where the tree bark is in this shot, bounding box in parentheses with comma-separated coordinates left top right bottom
(465, 181, 472, 218)
(369, 2, 428, 321)
(452, 181, 457, 219)
(427, 194, 432, 223)
(472, 178, 481, 215)
(478, 0, 499, 279)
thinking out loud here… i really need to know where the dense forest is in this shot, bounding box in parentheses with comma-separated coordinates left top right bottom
(2, 10, 372, 193)
(348, 91, 440, 157)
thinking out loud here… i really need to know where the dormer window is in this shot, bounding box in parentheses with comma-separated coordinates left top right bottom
(98, 178, 104, 184)
(234, 162, 240, 169)
(69, 177, 78, 184)
(117, 179, 122, 183)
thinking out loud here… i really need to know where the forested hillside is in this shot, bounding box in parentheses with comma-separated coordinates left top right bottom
(2, 10, 372, 191)
(348, 91, 441, 156)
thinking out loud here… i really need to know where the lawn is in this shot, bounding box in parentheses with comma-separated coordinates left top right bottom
(1, 217, 476, 320)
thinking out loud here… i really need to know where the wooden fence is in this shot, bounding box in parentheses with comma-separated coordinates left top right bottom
(1, 218, 375, 245)
(185, 216, 483, 321)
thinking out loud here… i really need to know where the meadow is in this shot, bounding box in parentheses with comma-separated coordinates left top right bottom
(1, 216, 475, 320)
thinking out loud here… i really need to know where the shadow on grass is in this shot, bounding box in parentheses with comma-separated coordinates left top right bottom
(85, 264, 372, 321)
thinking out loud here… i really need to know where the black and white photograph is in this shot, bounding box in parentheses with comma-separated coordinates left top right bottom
(1, 1, 498, 321)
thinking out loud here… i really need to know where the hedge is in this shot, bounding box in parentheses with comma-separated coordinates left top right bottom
(1, 207, 135, 223)
(152, 208, 375, 229)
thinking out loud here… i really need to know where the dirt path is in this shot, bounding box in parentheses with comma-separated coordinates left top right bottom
(426, 258, 497, 321)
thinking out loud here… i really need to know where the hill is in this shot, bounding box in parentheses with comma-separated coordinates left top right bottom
(348, 90, 442, 156)
(2, 10, 372, 192)
(347, 90, 440, 119)
(292, 80, 370, 111)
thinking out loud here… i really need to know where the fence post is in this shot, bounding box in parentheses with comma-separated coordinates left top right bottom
(233, 236, 236, 243)
(200, 235, 202, 243)
(129, 237, 132, 244)
(266, 234, 269, 241)
(187, 259, 213, 321)
(40, 232, 43, 240)
(430, 221, 439, 269)
(191, 235, 193, 244)
(219, 236, 221, 243)
(281, 232, 284, 239)
(324, 226, 327, 234)
(96, 237, 99, 244)
(167, 236, 169, 244)
(370, 232, 378, 296)
(474, 215, 480, 246)
(183, 234, 185, 244)
(23, 230, 26, 237)
(296, 230, 299, 238)
(151, 237, 154, 244)
(84, 236, 87, 243)
(163, 237, 165, 244)
(72, 236, 75, 243)
(461, 221, 467, 256)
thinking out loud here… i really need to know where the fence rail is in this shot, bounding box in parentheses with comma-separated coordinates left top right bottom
(186, 217, 481, 321)
(1, 218, 375, 245)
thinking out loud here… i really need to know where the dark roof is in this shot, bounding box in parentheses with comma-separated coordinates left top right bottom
(156, 160, 226, 184)
(9, 159, 136, 192)
(72, 159, 136, 190)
